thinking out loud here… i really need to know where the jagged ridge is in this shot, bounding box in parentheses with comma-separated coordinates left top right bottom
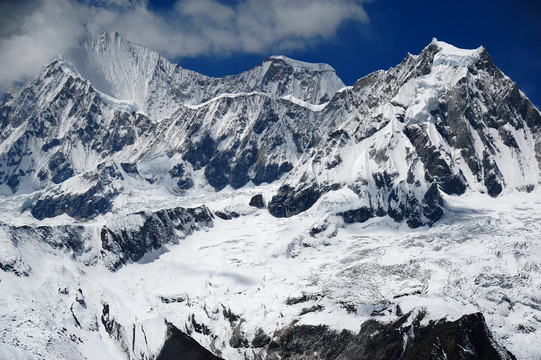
(0, 34, 540, 229)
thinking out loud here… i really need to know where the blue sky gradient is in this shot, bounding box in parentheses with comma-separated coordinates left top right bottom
(168, 0, 541, 107)
(1, 0, 539, 108)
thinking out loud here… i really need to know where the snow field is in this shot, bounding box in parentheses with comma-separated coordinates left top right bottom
(1, 187, 540, 359)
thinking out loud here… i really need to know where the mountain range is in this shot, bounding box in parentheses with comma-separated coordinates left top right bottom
(0, 31, 540, 359)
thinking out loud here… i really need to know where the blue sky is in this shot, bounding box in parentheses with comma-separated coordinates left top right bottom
(1, 0, 540, 107)
(177, 0, 541, 108)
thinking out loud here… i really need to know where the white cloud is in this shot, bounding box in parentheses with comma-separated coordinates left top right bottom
(0, 0, 85, 92)
(0, 0, 370, 93)
(176, 0, 235, 27)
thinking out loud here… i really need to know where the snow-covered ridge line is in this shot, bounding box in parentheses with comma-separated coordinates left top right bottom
(183, 91, 268, 110)
(265, 55, 336, 72)
(336, 85, 353, 93)
(61, 31, 344, 114)
(431, 38, 485, 68)
(96, 90, 139, 114)
(431, 38, 483, 56)
(280, 94, 329, 111)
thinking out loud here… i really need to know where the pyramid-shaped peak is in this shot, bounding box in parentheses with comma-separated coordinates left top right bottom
(75, 30, 152, 56)
(411, 38, 487, 69)
(59, 30, 178, 117)
(430, 38, 484, 56)
(264, 55, 336, 72)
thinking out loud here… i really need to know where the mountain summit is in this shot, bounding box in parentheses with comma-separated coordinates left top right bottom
(3, 32, 538, 225)
(61, 32, 343, 119)
(0, 33, 540, 360)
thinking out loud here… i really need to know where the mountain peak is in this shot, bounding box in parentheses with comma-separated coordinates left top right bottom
(263, 55, 336, 72)
(434, 39, 482, 56)
(61, 30, 167, 114)
(74, 30, 134, 58)
(422, 38, 485, 68)
(55, 32, 346, 117)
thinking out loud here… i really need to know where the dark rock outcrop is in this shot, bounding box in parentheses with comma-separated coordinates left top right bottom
(1, 222, 85, 254)
(121, 162, 138, 174)
(100, 206, 213, 270)
(169, 163, 194, 191)
(338, 207, 374, 224)
(214, 210, 240, 220)
(0, 258, 30, 277)
(157, 322, 223, 360)
(0, 222, 90, 276)
(101, 302, 130, 356)
(266, 311, 516, 360)
(249, 194, 265, 209)
(30, 162, 124, 220)
(251, 328, 272, 348)
(30, 185, 114, 220)
(268, 183, 322, 218)
(48, 152, 75, 184)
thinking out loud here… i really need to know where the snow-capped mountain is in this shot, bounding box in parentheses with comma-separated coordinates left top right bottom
(1, 32, 540, 359)
(1, 33, 539, 226)
(63, 31, 343, 120)
(268, 40, 541, 227)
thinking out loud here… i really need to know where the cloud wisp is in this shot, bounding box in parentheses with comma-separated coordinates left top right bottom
(0, 0, 369, 93)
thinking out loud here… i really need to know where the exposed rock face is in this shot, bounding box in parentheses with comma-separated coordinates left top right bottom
(266, 312, 516, 360)
(30, 161, 126, 220)
(338, 207, 374, 224)
(101, 302, 131, 357)
(0, 206, 213, 273)
(157, 322, 223, 360)
(268, 183, 322, 218)
(249, 194, 266, 209)
(169, 163, 194, 191)
(0, 221, 89, 278)
(0, 227, 32, 277)
(100, 206, 213, 270)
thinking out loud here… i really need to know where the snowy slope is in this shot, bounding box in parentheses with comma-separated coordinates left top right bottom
(0, 186, 540, 359)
